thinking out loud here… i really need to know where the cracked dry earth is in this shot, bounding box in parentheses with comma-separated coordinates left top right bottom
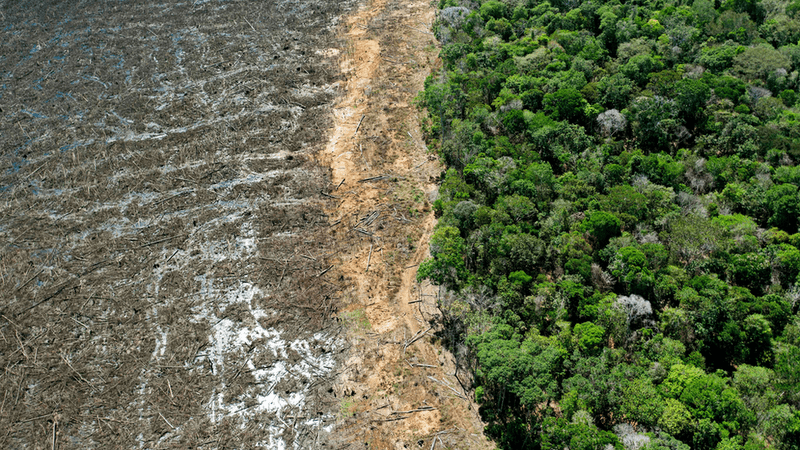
(323, 0, 493, 448)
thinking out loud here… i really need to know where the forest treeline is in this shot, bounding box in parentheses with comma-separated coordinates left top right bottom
(417, 0, 800, 448)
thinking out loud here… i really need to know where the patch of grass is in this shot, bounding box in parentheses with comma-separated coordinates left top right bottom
(342, 308, 371, 330)
(339, 397, 357, 417)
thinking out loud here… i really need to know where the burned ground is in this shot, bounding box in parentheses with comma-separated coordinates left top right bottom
(0, 0, 358, 448)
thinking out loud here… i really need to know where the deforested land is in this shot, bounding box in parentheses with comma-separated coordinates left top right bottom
(0, 0, 497, 448)
(0, 0, 357, 447)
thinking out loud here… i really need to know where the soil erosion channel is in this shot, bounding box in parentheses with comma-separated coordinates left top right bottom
(0, 0, 356, 447)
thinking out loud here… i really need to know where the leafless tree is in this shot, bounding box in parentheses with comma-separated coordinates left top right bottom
(591, 263, 616, 292)
(440, 6, 471, 28)
(748, 86, 773, 104)
(597, 109, 627, 137)
(615, 294, 653, 330)
(614, 424, 651, 450)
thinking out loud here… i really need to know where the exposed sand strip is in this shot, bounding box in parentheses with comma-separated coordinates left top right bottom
(319, 0, 495, 447)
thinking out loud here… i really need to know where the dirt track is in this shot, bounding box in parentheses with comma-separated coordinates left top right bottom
(322, 0, 492, 448)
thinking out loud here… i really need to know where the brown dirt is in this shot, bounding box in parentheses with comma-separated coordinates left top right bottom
(320, 0, 494, 448)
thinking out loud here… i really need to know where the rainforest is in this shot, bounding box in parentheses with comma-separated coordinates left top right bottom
(418, 0, 800, 448)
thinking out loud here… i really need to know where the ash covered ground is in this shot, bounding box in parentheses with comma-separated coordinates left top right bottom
(0, 0, 357, 447)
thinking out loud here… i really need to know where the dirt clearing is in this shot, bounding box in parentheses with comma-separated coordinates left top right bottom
(321, 0, 493, 448)
(0, 0, 491, 448)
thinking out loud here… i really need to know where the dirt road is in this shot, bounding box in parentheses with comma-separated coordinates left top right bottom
(322, 0, 492, 448)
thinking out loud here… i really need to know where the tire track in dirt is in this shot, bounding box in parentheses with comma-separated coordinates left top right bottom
(318, 0, 494, 448)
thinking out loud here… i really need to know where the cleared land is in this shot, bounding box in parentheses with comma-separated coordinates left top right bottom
(321, 0, 492, 448)
(1, 0, 491, 448)
(0, 0, 356, 447)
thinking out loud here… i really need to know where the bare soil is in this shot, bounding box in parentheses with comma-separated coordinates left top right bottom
(321, 0, 494, 448)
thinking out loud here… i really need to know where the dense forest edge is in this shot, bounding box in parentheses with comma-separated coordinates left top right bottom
(415, 0, 800, 448)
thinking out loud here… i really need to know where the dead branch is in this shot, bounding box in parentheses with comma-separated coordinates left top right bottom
(353, 228, 375, 237)
(320, 191, 341, 199)
(391, 406, 435, 414)
(316, 265, 334, 277)
(426, 376, 467, 400)
(353, 115, 365, 137)
(357, 175, 403, 183)
(59, 353, 92, 387)
(153, 189, 193, 206)
(410, 363, 436, 368)
(374, 415, 410, 422)
(403, 326, 432, 354)
(16, 268, 45, 292)
(139, 235, 183, 248)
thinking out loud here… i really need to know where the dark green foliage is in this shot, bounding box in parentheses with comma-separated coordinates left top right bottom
(730, 252, 771, 294)
(611, 246, 655, 295)
(418, 0, 800, 448)
(621, 54, 664, 87)
(627, 95, 682, 151)
(480, 0, 507, 21)
(498, 232, 546, 275)
(543, 88, 587, 123)
(674, 78, 711, 128)
(470, 325, 567, 447)
(581, 211, 622, 249)
(598, 73, 634, 109)
(780, 89, 798, 108)
(600, 185, 649, 223)
(541, 417, 623, 450)
(416, 226, 466, 289)
(710, 75, 748, 102)
(766, 183, 800, 232)
(487, 17, 514, 41)
(697, 41, 744, 72)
